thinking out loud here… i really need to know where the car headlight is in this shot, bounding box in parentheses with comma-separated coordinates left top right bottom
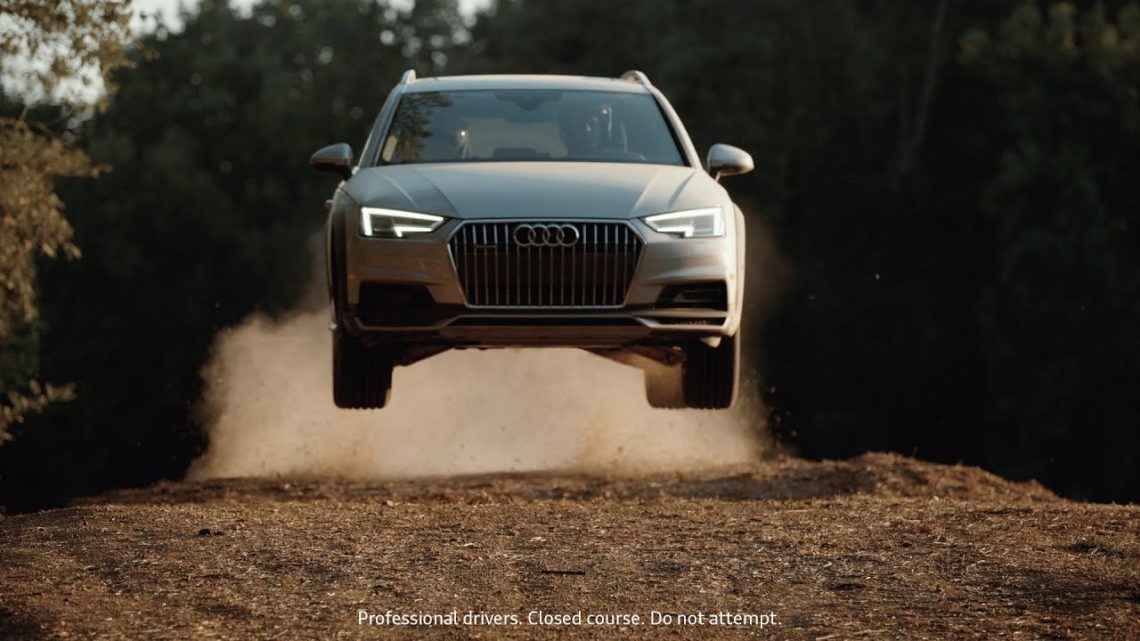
(360, 207, 446, 238)
(642, 207, 724, 238)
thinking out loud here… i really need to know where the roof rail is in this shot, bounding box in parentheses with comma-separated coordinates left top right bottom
(399, 69, 416, 85)
(620, 70, 652, 86)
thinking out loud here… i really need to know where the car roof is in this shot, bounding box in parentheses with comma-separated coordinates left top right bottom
(402, 74, 651, 94)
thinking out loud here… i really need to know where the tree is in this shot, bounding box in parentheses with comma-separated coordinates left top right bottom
(0, 0, 467, 511)
(961, 2, 1140, 499)
(0, 0, 133, 441)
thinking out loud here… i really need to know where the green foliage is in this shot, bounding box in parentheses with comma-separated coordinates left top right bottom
(0, 0, 132, 441)
(961, 2, 1140, 498)
(0, 0, 133, 103)
(0, 0, 464, 510)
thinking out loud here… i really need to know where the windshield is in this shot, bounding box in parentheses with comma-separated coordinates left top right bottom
(379, 89, 684, 166)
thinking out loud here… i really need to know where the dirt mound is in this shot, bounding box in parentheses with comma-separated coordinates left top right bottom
(86, 452, 1056, 507)
(5, 454, 1135, 641)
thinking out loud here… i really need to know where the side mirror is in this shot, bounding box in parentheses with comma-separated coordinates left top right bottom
(310, 143, 354, 179)
(706, 143, 753, 182)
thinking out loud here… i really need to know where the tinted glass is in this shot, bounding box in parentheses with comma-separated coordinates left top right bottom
(380, 90, 684, 165)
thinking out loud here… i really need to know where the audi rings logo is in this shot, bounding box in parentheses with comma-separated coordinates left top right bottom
(512, 223, 580, 248)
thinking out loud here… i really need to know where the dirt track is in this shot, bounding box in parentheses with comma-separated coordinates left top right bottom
(1, 452, 1137, 640)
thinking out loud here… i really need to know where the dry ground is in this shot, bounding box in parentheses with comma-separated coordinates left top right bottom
(1, 452, 1137, 640)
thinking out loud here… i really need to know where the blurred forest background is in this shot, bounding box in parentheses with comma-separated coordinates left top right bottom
(1, 0, 1137, 511)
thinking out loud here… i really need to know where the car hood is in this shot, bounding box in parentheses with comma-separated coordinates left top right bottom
(341, 162, 727, 219)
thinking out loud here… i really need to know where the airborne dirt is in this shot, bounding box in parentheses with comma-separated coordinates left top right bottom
(2, 453, 1138, 640)
(188, 312, 768, 480)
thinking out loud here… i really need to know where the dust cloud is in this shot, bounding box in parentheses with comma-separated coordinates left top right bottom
(189, 212, 786, 481)
(187, 310, 770, 480)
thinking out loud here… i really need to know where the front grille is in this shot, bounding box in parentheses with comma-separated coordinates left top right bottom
(450, 221, 643, 307)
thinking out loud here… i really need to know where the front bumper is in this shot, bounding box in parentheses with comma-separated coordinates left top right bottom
(339, 217, 739, 347)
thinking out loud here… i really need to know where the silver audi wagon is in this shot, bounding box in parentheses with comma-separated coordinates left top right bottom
(311, 70, 754, 410)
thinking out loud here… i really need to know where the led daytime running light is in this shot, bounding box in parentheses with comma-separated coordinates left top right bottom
(360, 207, 445, 238)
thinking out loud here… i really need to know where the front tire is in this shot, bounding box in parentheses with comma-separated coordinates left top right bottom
(682, 333, 739, 409)
(332, 331, 394, 409)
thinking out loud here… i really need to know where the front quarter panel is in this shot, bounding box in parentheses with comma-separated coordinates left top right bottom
(326, 187, 357, 315)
